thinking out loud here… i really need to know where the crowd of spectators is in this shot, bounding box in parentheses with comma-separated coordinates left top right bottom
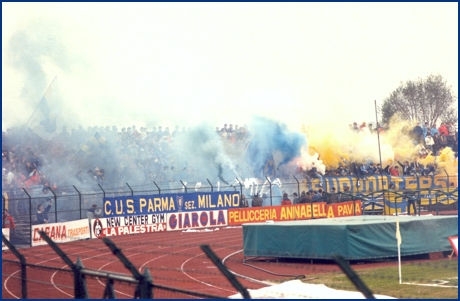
(2, 120, 457, 206)
(310, 121, 457, 179)
(1, 123, 251, 196)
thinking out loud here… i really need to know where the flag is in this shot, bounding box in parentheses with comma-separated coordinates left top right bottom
(396, 219, 402, 246)
(92, 132, 106, 145)
(27, 77, 60, 133)
(38, 78, 57, 133)
(75, 132, 107, 158)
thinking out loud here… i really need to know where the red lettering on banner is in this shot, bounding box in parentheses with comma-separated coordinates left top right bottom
(217, 210, 226, 225)
(32, 225, 67, 241)
(210, 211, 217, 225)
(183, 213, 191, 228)
(200, 212, 208, 226)
(192, 213, 199, 227)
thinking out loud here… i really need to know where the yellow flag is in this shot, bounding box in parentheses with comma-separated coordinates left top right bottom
(396, 219, 402, 246)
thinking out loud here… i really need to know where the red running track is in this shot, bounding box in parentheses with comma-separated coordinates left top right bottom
(2, 225, 419, 299)
(3, 226, 299, 299)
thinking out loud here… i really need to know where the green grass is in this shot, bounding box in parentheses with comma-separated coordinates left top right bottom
(301, 260, 458, 299)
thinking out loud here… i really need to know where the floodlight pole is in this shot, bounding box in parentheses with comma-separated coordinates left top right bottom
(374, 100, 384, 191)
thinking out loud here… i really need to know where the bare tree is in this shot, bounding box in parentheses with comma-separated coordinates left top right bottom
(380, 74, 457, 126)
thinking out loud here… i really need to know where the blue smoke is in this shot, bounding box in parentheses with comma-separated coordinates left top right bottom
(245, 116, 308, 176)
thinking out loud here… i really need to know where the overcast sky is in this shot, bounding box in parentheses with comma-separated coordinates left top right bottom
(2, 2, 458, 132)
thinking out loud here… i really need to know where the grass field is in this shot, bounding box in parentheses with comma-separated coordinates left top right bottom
(303, 260, 458, 299)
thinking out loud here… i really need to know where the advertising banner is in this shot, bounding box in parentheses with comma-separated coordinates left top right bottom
(228, 201, 362, 225)
(31, 219, 91, 247)
(228, 202, 328, 225)
(2, 228, 10, 250)
(92, 213, 167, 238)
(326, 201, 362, 218)
(103, 192, 240, 217)
(167, 210, 228, 231)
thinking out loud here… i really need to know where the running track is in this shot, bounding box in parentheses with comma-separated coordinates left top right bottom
(2, 226, 419, 299)
(2, 226, 336, 299)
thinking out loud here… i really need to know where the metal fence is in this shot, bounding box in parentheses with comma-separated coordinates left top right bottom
(2, 174, 458, 247)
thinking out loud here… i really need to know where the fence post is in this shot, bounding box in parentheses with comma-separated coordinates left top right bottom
(436, 194, 439, 215)
(353, 195, 356, 216)
(2, 234, 27, 299)
(2, 195, 6, 227)
(332, 255, 375, 299)
(98, 183, 106, 199)
(444, 169, 450, 190)
(265, 176, 272, 206)
(206, 179, 213, 192)
(180, 180, 187, 194)
(73, 185, 82, 220)
(102, 237, 153, 299)
(139, 268, 153, 299)
(22, 188, 32, 247)
(126, 183, 133, 196)
(236, 178, 243, 197)
(38, 231, 89, 298)
(417, 190, 421, 216)
(200, 244, 251, 299)
(153, 181, 161, 195)
(48, 187, 58, 223)
(103, 278, 117, 299)
(293, 175, 300, 200)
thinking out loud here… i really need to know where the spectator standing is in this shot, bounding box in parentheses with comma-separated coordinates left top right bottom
(405, 189, 417, 216)
(311, 190, 322, 202)
(328, 187, 339, 204)
(358, 163, 369, 180)
(421, 122, 429, 139)
(438, 123, 448, 136)
(339, 187, 352, 202)
(251, 193, 263, 207)
(375, 163, 384, 175)
(3, 209, 15, 230)
(389, 165, 400, 176)
(306, 163, 324, 187)
(281, 193, 292, 205)
(438, 134, 448, 150)
(292, 192, 300, 204)
(239, 195, 249, 208)
(413, 123, 423, 143)
(36, 199, 52, 224)
(430, 124, 439, 137)
(447, 122, 456, 149)
(299, 191, 310, 204)
(425, 133, 434, 153)
(432, 133, 440, 155)
(87, 204, 103, 218)
(397, 160, 413, 176)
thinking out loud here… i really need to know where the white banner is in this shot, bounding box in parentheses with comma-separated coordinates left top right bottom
(2, 228, 10, 250)
(92, 213, 167, 238)
(31, 219, 91, 247)
(166, 210, 228, 231)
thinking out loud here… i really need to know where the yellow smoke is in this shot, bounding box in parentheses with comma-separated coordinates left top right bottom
(298, 113, 457, 174)
(435, 147, 458, 176)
